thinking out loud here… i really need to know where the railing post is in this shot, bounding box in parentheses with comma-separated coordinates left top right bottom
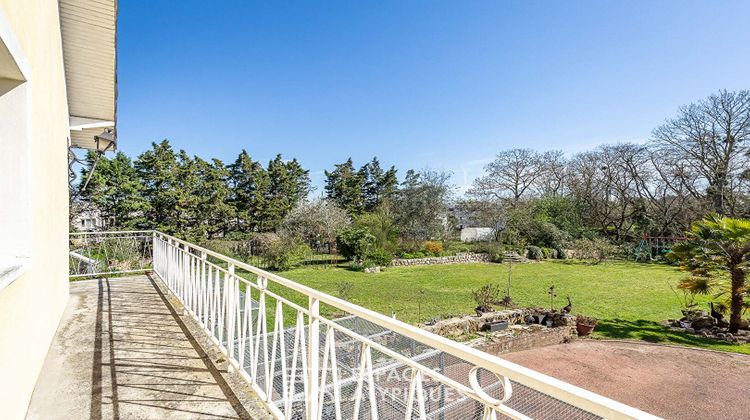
(167, 238, 173, 292)
(200, 251, 207, 325)
(151, 231, 157, 274)
(183, 246, 191, 316)
(307, 296, 320, 420)
(227, 263, 236, 372)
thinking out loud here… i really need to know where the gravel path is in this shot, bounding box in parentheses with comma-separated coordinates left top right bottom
(501, 340, 750, 420)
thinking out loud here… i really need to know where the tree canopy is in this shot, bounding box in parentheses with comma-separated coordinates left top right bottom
(78, 140, 310, 240)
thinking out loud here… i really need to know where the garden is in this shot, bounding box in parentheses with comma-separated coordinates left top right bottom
(74, 90, 750, 356)
(260, 258, 748, 355)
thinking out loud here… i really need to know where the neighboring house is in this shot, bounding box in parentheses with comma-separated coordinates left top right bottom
(0, 0, 116, 417)
(72, 208, 113, 231)
(460, 227, 495, 242)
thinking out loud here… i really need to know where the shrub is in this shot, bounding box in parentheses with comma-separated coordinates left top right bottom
(444, 240, 471, 254)
(617, 242, 637, 259)
(489, 251, 504, 263)
(366, 247, 393, 267)
(471, 242, 507, 263)
(336, 227, 376, 261)
(571, 238, 617, 264)
(349, 261, 367, 271)
(526, 245, 544, 260)
(201, 239, 242, 260)
(262, 238, 311, 271)
(400, 251, 426, 259)
(540, 247, 552, 259)
(354, 207, 398, 254)
(424, 241, 444, 256)
(471, 283, 501, 312)
(249, 232, 281, 256)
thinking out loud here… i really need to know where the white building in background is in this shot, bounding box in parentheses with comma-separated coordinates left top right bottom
(460, 227, 495, 242)
(72, 208, 113, 231)
(0, 0, 116, 417)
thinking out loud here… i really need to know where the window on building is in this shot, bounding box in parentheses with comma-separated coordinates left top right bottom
(0, 13, 32, 290)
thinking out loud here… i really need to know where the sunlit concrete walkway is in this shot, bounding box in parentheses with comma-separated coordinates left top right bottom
(26, 275, 271, 419)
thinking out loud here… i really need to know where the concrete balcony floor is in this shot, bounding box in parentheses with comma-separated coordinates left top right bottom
(26, 275, 272, 419)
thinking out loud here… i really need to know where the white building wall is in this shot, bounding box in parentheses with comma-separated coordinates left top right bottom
(0, 1, 71, 418)
(460, 227, 495, 242)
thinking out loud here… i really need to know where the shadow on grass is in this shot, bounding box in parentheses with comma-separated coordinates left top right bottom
(596, 318, 730, 348)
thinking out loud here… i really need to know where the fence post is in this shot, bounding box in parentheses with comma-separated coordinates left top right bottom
(307, 296, 320, 420)
(227, 263, 236, 372)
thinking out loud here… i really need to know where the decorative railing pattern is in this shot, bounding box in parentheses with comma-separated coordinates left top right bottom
(149, 231, 658, 420)
(71, 230, 658, 419)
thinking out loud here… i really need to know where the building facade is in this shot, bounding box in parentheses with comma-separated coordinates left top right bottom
(0, 1, 116, 418)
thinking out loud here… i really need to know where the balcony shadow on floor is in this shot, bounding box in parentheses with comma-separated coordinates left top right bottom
(90, 275, 253, 419)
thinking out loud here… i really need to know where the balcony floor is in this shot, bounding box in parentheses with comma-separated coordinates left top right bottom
(26, 274, 272, 420)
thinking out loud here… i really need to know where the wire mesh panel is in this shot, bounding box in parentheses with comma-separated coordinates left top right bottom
(69, 231, 153, 278)
(256, 315, 604, 420)
(149, 231, 658, 420)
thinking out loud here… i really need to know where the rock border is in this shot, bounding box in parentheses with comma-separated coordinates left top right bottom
(391, 252, 491, 267)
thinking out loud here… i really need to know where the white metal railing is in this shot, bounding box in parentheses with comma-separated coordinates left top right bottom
(146, 230, 659, 420)
(72, 230, 659, 419)
(69, 230, 152, 278)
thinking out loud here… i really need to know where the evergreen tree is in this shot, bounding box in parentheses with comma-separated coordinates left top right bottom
(135, 140, 180, 233)
(325, 158, 365, 216)
(228, 150, 270, 233)
(78, 151, 146, 228)
(360, 157, 398, 211)
(175, 150, 201, 238)
(194, 157, 234, 238)
(264, 155, 311, 231)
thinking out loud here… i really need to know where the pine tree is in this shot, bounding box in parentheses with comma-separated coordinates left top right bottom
(78, 151, 146, 228)
(228, 150, 270, 233)
(264, 155, 311, 231)
(135, 140, 180, 233)
(175, 150, 201, 238)
(194, 157, 234, 238)
(360, 157, 398, 211)
(325, 158, 365, 216)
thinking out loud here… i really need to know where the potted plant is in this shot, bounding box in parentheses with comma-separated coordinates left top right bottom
(575, 315, 597, 336)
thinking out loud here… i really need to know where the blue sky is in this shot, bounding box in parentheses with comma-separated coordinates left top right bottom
(117, 1, 750, 193)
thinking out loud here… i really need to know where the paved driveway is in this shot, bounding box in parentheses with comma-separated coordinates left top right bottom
(501, 340, 750, 420)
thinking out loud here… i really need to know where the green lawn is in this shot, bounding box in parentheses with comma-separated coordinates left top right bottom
(248, 260, 749, 355)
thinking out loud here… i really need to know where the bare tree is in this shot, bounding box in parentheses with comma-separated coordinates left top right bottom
(631, 151, 706, 235)
(567, 144, 644, 240)
(469, 149, 544, 205)
(538, 150, 568, 197)
(651, 90, 750, 216)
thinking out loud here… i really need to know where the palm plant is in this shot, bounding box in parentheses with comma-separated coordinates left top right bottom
(669, 215, 750, 333)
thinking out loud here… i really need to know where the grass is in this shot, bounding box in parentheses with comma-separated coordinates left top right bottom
(244, 260, 750, 355)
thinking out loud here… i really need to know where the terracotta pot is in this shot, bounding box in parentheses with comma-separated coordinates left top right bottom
(576, 321, 597, 336)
